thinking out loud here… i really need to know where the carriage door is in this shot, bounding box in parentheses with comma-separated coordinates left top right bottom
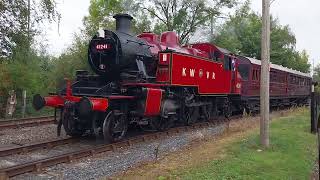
(230, 56, 241, 94)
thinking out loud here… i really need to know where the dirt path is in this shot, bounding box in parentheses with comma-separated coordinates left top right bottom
(111, 110, 298, 180)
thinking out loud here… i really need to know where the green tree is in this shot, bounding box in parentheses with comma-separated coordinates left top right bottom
(139, 0, 238, 44)
(313, 64, 320, 81)
(82, 0, 124, 37)
(50, 36, 90, 89)
(291, 50, 311, 73)
(212, 0, 310, 73)
(0, 0, 58, 58)
(52, 0, 153, 86)
(313, 63, 320, 92)
(0, 49, 56, 117)
(83, 0, 151, 38)
(0, 0, 59, 117)
(0, 0, 59, 88)
(52, 0, 124, 86)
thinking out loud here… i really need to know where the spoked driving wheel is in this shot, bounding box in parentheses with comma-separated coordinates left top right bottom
(149, 117, 164, 131)
(62, 102, 84, 137)
(92, 112, 103, 138)
(184, 106, 199, 125)
(150, 116, 175, 131)
(200, 104, 211, 122)
(103, 110, 128, 143)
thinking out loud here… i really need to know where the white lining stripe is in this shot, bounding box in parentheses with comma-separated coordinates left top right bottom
(244, 56, 311, 78)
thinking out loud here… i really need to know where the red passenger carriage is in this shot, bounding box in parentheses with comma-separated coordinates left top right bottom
(237, 56, 311, 112)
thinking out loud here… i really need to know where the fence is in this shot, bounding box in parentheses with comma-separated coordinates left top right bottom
(0, 90, 53, 120)
(311, 91, 319, 133)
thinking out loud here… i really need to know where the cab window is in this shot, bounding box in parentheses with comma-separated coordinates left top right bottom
(224, 55, 231, 71)
(238, 64, 249, 80)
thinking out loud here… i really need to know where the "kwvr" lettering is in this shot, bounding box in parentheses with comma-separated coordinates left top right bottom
(181, 68, 216, 79)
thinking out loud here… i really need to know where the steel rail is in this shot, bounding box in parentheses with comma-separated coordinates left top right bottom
(0, 116, 55, 130)
(0, 137, 77, 157)
(0, 118, 232, 179)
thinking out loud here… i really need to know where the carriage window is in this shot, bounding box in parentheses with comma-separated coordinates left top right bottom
(292, 76, 295, 84)
(289, 76, 292, 84)
(270, 71, 277, 82)
(238, 64, 249, 80)
(291, 76, 294, 84)
(285, 75, 287, 82)
(255, 70, 257, 80)
(252, 70, 255, 80)
(253, 69, 259, 81)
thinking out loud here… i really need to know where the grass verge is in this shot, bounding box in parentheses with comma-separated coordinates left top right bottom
(170, 109, 316, 180)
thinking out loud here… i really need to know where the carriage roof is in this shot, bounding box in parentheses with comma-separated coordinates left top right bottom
(243, 56, 311, 78)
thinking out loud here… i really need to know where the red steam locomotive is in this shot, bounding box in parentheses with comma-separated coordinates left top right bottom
(33, 14, 311, 142)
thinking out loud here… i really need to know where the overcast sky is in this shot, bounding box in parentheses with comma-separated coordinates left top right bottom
(46, 0, 320, 68)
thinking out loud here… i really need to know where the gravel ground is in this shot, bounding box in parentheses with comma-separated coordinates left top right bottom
(311, 161, 319, 180)
(12, 124, 226, 180)
(0, 124, 67, 145)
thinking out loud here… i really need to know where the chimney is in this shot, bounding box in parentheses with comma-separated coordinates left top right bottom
(113, 14, 133, 34)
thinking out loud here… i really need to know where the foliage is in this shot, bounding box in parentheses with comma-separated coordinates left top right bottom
(314, 64, 320, 81)
(139, 0, 238, 44)
(54, 0, 154, 83)
(0, 0, 58, 117)
(0, 49, 55, 118)
(0, 0, 59, 58)
(83, 0, 151, 37)
(212, 0, 311, 73)
(56, 0, 240, 79)
(292, 50, 311, 73)
(50, 36, 90, 89)
(313, 63, 320, 92)
(0, 0, 59, 92)
(0, 0, 312, 117)
(53, 0, 121, 85)
(168, 109, 316, 179)
(82, 0, 124, 36)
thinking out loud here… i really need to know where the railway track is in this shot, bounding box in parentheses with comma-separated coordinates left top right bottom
(0, 116, 240, 179)
(0, 116, 55, 130)
(0, 137, 77, 157)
